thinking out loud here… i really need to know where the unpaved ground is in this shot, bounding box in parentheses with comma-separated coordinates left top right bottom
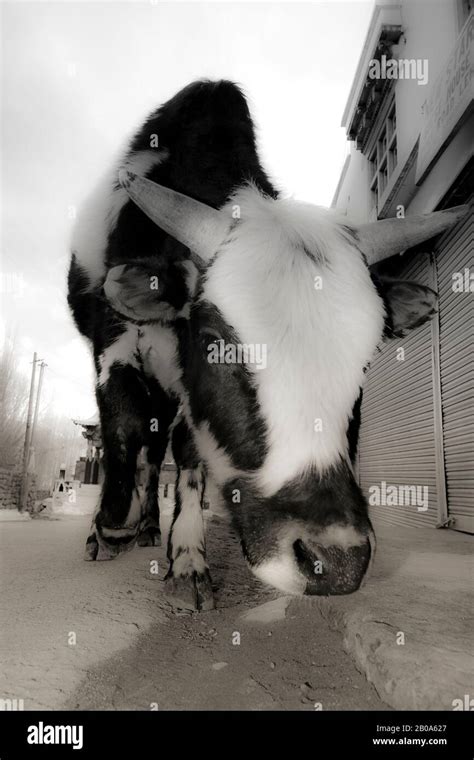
(0, 510, 388, 710)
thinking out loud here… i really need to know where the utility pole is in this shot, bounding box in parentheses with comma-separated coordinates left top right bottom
(29, 361, 46, 459)
(19, 353, 39, 512)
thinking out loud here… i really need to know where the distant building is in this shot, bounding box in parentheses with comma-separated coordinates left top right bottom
(72, 414, 177, 489)
(333, 1, 473, 533)
(73, 457, 87, 483)
(72, 415, 103, 485)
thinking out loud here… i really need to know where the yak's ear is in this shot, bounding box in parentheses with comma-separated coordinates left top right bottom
(103, 258, 198, 323)
(381, 279, 438, 338)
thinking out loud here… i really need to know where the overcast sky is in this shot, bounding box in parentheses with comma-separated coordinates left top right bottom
(1, 0, 373, 420)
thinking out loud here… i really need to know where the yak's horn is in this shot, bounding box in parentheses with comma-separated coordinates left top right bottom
(118, 170, 231, 262)
(355, 204, 470, 265)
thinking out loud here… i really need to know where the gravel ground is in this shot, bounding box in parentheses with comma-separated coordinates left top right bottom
(0, 510, 388, 711)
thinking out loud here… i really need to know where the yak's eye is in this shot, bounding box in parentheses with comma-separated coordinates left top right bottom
(198, 326, 223, 345)
(198, 327, 224, 362)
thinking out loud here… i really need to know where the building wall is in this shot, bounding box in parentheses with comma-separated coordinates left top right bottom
(74, 458, 86, 483)
(334, 149, 373, 221)
(0, 467, 37, 510)
(394, 0, 459, 167)
(407, 113, 474, 213)
(333, 0, 473, 532)
(333, 0, 472, 220)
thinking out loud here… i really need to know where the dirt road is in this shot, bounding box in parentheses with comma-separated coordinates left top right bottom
(0, 510, 387, 710)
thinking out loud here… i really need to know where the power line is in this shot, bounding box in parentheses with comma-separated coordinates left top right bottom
(46, 364, 96, 394)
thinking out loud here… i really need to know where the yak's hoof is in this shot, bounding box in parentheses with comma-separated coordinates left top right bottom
(137, 523, 161, 547)
(84, 527, 137, 561)
(164, 570, 215, 612)
(84, 532, 99, 561)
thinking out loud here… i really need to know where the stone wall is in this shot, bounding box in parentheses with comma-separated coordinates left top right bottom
(0, 468, 37, 510)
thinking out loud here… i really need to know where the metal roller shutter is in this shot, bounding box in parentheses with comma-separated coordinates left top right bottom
(358, 251, 440, 528)
(436, 213, 474, 533)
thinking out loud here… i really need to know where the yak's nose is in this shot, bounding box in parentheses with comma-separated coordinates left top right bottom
(293, 535, 372, 595)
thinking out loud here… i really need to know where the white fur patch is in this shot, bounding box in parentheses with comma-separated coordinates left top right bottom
(98, 320, 183, 400)
(173, 395, 237, 484)
(171, 467, 207, 575)
(316, 524, 367, 549)
(181, 260, 200, 299)
(202, 186, 385, 496)
(138, 324, 182, 393)
(252, 557, 306, 595)
(98, 323, 140, 386)
(192, 421, 242, 485)
(71, 149, 168, 288)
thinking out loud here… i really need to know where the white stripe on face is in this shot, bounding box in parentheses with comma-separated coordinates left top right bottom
(202, 187, 385, 497)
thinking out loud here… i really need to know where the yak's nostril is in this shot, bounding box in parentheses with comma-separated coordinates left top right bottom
(294, 536, 372, 596)
(293, 539, 326, 581)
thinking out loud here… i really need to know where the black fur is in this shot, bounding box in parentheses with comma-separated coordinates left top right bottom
(347, 390, 363, 464)
(106, 79, 276, 271)
(179, 300, 268, 472)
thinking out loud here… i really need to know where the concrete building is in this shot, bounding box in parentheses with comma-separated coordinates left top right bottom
(333, 0, 473, 532)
(72, 415, 103, 485)
(71, 415, 178, 496)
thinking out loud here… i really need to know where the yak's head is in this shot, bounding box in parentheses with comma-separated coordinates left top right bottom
(105, 171, 467, 595)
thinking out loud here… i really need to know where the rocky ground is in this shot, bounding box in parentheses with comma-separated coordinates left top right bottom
(0, 509, 388, 711)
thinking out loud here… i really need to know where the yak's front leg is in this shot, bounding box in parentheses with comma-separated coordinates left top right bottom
(136, 453, 161, 547)
(85, 363, 148, 561)
(164, 418, 214, 611)
(137, 384, 178, 547)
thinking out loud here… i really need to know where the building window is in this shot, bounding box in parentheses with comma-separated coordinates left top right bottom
(369, 99, 398, 211)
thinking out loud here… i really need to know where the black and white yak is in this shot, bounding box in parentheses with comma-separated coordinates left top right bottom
(68, 80, 468, 610)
